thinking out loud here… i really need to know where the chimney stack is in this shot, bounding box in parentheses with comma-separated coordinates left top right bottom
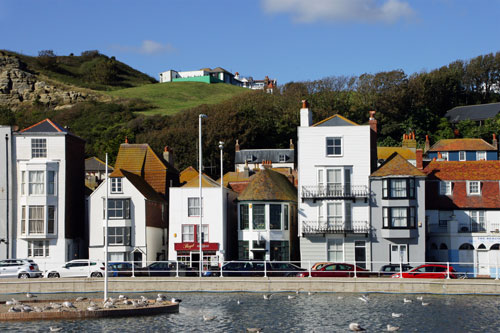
(424, 135, 430, 153)
(243, 161, 249, 178)
(369, 111, 377, 133)
(289, 139, 294, 150)
(163, 146, 174, 166)
(493, 134, 498, 149)
(300, 100, 312, 127)
(235, 139, 240, 152)
(125, 136, 129, 144)
(416, 149, 423, 170)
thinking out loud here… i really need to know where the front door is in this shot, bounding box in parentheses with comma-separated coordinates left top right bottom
(477, 250, 489, 276)
(191, 253, 200, 270)
(355, 241, 366, 269)
(390, 244, 408, 264)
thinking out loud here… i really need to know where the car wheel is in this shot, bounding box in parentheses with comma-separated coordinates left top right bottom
(91, 272, 103, 278)
(48, 272, 60, 278)
(18, 273, 30, 279)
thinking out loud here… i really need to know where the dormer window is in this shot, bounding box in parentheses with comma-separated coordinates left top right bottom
(111, 178, 123, 193)
(246, 155, 253, 162)
(439, 181, 452, 195)
(467, 181, 481, 195)
(31, 139, 47, 158)
(477, 151, 486, 160)
(279, 154, 286, 162)
(441, 152, 449, 161)
(459, 151, 466, 161)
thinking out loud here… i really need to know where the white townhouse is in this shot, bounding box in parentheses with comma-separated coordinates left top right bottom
(89, 143, 177, 265)
(297, 102, 378, 268)
(168, 170, 237, 269)
(14, 119, 86, 270)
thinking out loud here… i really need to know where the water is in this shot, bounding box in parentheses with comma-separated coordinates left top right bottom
(1, 292, 500, 332)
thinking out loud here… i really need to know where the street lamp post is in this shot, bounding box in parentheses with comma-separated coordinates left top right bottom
(199, 114, 207, 277)
(219, 141, 224, 265)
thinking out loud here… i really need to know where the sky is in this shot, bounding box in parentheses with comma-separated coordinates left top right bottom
(1, 0, 499, 84)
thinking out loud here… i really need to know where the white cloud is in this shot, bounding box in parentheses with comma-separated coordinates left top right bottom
(109, 40, 176, 55)
(261, 0, 415, 24)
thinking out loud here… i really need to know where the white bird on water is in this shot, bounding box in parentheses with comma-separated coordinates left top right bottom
(263, 294, 273, 300)
(358, 297, 368, 303)
(26, 292, 36, 298)
(387, 324, 400, 331)
(287, 295, 296, 300)
(246, 328, 263, 333)
(203, 315, 217, 321)
(49, 327, 63, 332)
(416, 296, 423, 301)
(171, 297, 182, 303)
(349, 323, 365, 331)
(237, 299, 241, 305)
(391, 313, 403, 318)
(422, 301, 430, 306)
(403, 298, 412, 303)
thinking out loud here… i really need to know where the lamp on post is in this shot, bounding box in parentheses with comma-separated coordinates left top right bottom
(198, 114, 207, 277)
(219, 141, 224, 264)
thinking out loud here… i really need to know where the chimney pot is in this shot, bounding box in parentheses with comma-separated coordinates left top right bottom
(125, 136, 128, 144)
(290, 139, 294, 150)
(302, 100, 308, 109)
(235, 139, 240, 152)
(369, 110, 377, 133)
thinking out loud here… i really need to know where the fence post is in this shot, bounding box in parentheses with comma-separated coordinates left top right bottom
(496, 255, 499, 281)
(447, 262, 450, 279)
(220, 261, 223, 278)
(176, 261, 179, 278)
(308, 261, 311, 278)
(132, 260, 135, 278)
(264, 261, 267, 278)
(399, 256, 403, 279)
(354, 261, 357, 278)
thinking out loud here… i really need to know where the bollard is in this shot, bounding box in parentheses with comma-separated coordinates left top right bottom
(308, 261, 312, 278)
(447, 262, 450, 279)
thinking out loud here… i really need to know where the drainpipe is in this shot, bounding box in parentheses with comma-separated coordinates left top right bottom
(5, 133, 9, 258)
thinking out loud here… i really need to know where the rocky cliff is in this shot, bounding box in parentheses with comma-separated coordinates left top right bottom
(0, 54, 96, 109)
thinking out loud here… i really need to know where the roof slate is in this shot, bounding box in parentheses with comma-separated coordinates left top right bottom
(235, 149, 294, 164)
(445, 102, 500, 123)
(424, 161, 500, 180)
(238, 168, 297, 202)
(377, 147, 416, 160)
(313, 114, 359, 127)
(20, 118, 67, 133)
(180, 166, 199, 184)
(182, 173, 221, 188)
(429, 138, 496, 152)
(371, 153, 426, 177)
(85, 157, 113, 172)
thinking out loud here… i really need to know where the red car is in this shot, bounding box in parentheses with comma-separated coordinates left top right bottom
(298, 263, 370, 277)
(391, 264, 457, 279)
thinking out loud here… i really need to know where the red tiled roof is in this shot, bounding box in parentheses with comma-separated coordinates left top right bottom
(371, 153, 425, 177)
(429, 138, 496, 152)
(424, 161, 500, 180)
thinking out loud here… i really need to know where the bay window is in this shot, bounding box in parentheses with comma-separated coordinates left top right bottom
(270, 204, 282, 229)
(383, 207, 416, 228)
(29, 171, 44, 195)
(28, 206, 44, 234)
(240, 204, 249, 230)
(47, 206, 55, 234)
(106, 227, 131, 246)
(383, 178, 415, 199)
(105, 199, 131, 219)
(252, 204, 265, 230)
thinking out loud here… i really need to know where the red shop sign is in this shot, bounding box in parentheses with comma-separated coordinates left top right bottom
(174, 242, 219, 251)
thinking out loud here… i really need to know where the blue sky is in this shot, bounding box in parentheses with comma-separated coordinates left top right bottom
(1, 0, 499, 84)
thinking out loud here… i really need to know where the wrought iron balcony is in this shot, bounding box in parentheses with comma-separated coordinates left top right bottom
(302, 220, 369, 235)
(301, 185, 369, 202)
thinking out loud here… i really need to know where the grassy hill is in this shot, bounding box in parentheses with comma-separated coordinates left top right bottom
(0, 49, 156, 91)
(106, 81, 251, 115)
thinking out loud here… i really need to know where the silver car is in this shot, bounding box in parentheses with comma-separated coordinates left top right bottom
(0, 259, 42, 278)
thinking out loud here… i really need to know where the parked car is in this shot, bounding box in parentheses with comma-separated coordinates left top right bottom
(311, 262, 333, 271)
(135, 262, 196, 277)
(391, 264, 457, 279)
(298, 263, 370, 277)
(0, 259, 42, 279)
(109, 262, 141, 277)
(45, 260, 107, 278)
(379, 264, 413, 276)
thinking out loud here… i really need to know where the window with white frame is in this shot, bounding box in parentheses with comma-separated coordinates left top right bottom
(28, 206, 44, 234)
(29, 171, 44, 195)
(383, 207, 416, 228)
(459, 151, 466, 161)
(383, 178, 415, 199)
(182, 225, 194, 242)
(326, 137, 342, 156)
(441, 152, 449, 161)
(270, 204, 282, 230)
(439, 181, 452, 195)
(327, 202, 343, 226)
(467, 181, 481, 195)
(477, 151, 486, 160)
(20, 206, 26, 235)
(252, 204, 265, 229)
(21, 171, 25, 195)
(105, 199, 131, 219)
(31, 138, 47, 158)
(47, 206, 55, 234)
(327, 239, 343, 261)
(240, 204, 249, 230)
(469, 210, 485, 231)
(111, 178, 123, 193)
(106, 227, 131, 245)
(188, 197, 201, 216)
(284, 205, 289, 230)
(201, 225, 208, 243)
(47, 171, 56, 195)
(27, 240, 49, 257)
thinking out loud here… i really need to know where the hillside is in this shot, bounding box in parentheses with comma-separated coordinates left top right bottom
(106, 81, 251, 115)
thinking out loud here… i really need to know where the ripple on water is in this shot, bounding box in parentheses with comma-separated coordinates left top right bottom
(0, 292, 499, 332)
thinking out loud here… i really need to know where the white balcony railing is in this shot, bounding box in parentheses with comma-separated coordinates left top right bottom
(302, 220, 369, 234)
(302, 185, 369, 200)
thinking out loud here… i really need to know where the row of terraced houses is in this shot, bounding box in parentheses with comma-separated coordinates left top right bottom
(1, 101, 500, 276)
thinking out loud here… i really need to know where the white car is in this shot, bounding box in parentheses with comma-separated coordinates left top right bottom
(45, 259, 108, 278)
(0, 259, 42, 278)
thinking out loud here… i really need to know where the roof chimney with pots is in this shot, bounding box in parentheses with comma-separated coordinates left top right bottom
(402, 131, 417, 151)
(235, 139, 240, 152)
(163, 146, 174, 166)
(493, 134, 498, 149)
(369, 110, 378, 173)
(290, 139, 294, 150)
(125, 136, 128, 144)
(416, 149, 423, 170)
(369, 111, 377, 133)
(300, 100, 312, 127)
(424, 135, 430, 153)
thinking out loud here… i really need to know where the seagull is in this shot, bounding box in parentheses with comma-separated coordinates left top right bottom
(237, 299, 241, 305)
(308, 292, 313, 296)
(87, 306, 98, 311)
(89, 301, 97, 307)
(422, 301, 430, 306)
(403, 298, 412, 303)
(50, 303, 62, 310)
(33, 306, 43, 313)
(157, 293, 166, 299)
(62, 301, 76, 309)
(349, 323, 366, 331)
(416, 296, 423, 301)
(203, 315, 217, 321)
(156, 297, 165, 303)
(75, 296, 87, 302)
(104, 302, 116, 309)
(49, 327, 63, 332)
(22, 305, 33, 312)
(247, 328, 263, 333)
(5, 300, 14, 306)
(123, 300, 132, 305)
(11, 298, 20, 305)
(8, 306, 21, 313)
(26, 292, 36, 298)
(118, 295, 128, 300)
(288, 295, 296, 300)
(387, 324, 400, 331)
(391, 313, 403, 318)
(358, 297, 368, 303)
(171, 297, 182, 303)
(337, 296, 344, 300)
(263, 294, 273, 300)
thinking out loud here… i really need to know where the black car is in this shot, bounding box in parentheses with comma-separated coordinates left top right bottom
(379, 264, 413, 276)
(109, 262, 141, 277)
(204, 261, 306, 277)
(136, 262, 196, 277)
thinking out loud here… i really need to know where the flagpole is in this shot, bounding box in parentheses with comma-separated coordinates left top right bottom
(104, 153, 109, 300)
